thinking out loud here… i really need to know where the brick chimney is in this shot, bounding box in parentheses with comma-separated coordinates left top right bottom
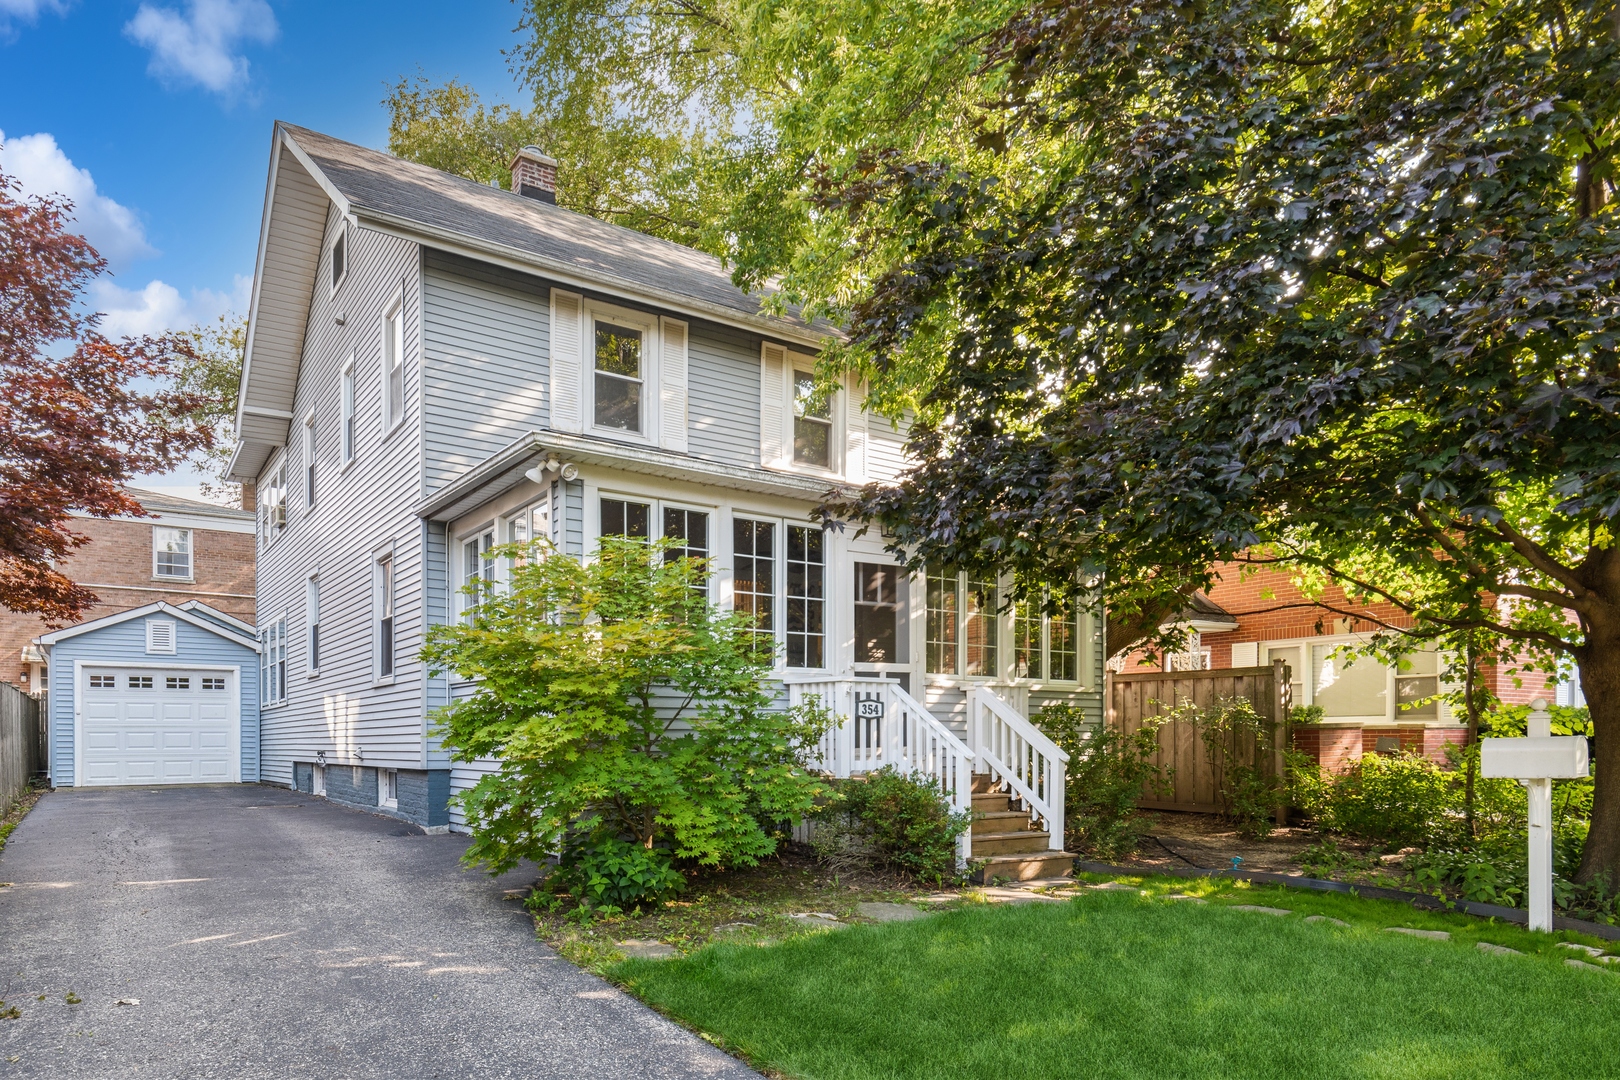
(509, 146, 558, 204)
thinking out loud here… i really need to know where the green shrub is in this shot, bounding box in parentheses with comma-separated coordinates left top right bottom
(1313, 752, 1455, 848)
(1290, 704, 1325, 726)
(547, 835, 687, 913)
(812, 767, 970, 882)
(1038, 704, 1167, 860)
(1160, 695, 1286, 838)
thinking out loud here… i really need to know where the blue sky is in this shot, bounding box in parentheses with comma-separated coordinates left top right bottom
(1, 0, 530, 499)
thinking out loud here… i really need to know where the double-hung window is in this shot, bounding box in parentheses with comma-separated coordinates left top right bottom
(153, 526, 192, 579)
(376, 553, 395, 679)
(792, 370, 833, 468)
(593, 321, 645, 433)
(383, 301, 404, 432)
(261, 462, 287, 540)
(330, 227, 346, 291)
(341, 356, 356, 464)
(261, 616, 287, 705)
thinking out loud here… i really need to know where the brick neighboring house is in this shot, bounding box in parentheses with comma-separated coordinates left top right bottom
(1116, 563, 1578, 773)
(4, 488, 256, 694)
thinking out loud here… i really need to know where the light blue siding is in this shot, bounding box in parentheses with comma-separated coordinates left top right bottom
(688, 321, 763, 467)
(47, 614, 260, 787)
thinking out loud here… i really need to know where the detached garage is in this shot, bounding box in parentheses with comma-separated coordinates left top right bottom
(37, 601, 260, 787)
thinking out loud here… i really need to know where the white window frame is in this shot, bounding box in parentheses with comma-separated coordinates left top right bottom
(591, 491, 717, 599)
(932, 574, 1088, 688)
(374, 548, 396, 683)
(152, 526, 193, 581)
(582, 300, 658, 444)
(305, 572, 321, 676)
(382, 294, 405, 436)
(457, 526, 496, 622)
(145, 618, 178, 655)
(261, 614, 288, 706)
(379, 768, 398, 809)
(261, 456, 287, 543)
(1259, 635, 1449, 724)
(303, 410, 317, 510)
(341, 355, 356, 466)
(313, 762, 327, 797)
(779, 351, 843, 478)
(329, 223, 348, 294)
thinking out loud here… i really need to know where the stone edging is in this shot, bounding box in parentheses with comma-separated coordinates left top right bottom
(1071, 860, 1620, 942)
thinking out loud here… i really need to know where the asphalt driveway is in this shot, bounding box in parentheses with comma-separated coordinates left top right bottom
(0, 784, 758, 1079)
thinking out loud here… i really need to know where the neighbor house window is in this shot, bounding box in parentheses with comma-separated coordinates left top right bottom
(330, 227, 346, 290)
(1395, 651, 1440, 719)
(785, 525, 825, 668)
(261, 616, 287, 705)
(792, 370, 833, 468)
(376, 553, 395, 679)
(306, 573, 321, 674)
(383, 301, 404, 430)
(592, 321, 644, 432)
(153, 526, 192, 579)
(733, 518, 776, 656)
(341, 356, 356, 463)
(854, 562, 901, 664)
(303, 412, 317, 508)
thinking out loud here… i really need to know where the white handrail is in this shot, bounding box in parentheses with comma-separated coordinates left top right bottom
(786, 675, 976, 864)
(970, 686, 1067, 851)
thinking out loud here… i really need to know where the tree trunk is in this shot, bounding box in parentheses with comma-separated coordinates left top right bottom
(1575, 618, 1620, 886)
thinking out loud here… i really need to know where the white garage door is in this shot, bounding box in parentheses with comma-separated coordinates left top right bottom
(80, 668, 237, 786)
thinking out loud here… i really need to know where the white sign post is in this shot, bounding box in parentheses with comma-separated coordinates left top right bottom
(1479, 697, 1589, 932)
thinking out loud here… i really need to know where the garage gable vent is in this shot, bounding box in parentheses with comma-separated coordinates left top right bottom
(146, 619, 177, 655)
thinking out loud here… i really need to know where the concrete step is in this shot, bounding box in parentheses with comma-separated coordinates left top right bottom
(972, 830, 1054, 856)
(972, 810, 1034, 835)
(976, 850, 1077, 884)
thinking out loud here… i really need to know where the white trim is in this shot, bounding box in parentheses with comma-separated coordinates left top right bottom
(328, 221, 349, 295)
(36, 601, 259, 651)
(382, 290, 406, 436)
(373, 544, 397, 684)
(70, 509, 256, 535)
(176, 600, 256, 635)
(302, 409, 317, 509)
(72, 660, 243, 788)
(145, 619, 178, 655)
(151, 524, 194, 582)
(583, 299, 659, 445)
(77, 584, 256, 601)
(341, 354, 357, 466)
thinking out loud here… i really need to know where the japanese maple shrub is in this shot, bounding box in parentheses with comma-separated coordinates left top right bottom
(422, 536, 832, 910)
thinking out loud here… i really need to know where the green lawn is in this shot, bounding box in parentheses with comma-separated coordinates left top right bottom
(614, 886, 1620, 1080)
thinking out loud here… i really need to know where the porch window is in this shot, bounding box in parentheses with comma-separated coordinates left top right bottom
(733, 518, 776, 655)
(964, 576, 999, 677)
(1049, 598, 1078, 681)
(508, 497, 550, 552)
(1013, 601, 1042, 679)
(854, 562, 901, 664)
(593, 322, 644, 432)
(792, 370, 832, 468)
(663, 507, 710, 598)
(460, 529, 495, 621)
(926, 566, 958, 674)
(785, 525, 825, 668)
(600, 497, 651, 539)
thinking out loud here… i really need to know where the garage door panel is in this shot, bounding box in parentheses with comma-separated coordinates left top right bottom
(79, 669, 236, 786)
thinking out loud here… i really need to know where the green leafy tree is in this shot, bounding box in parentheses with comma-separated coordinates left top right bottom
(421, 536, 833, 878)
(824, 0, 1620, 884)
(175, 314, 245, 506)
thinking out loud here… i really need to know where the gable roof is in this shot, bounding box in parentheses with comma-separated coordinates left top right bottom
(124, 487, 254, 522)
(35, 601, 260, 652)
(227, 122, 831, 482)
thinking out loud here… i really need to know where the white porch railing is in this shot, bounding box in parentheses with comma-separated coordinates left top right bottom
(969, 686, 1068, 851)
(785, 675, 976, 863)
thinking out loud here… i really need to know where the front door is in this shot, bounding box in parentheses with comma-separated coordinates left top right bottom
(853, 561, 910, 693)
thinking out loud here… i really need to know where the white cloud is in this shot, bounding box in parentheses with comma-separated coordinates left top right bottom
(88, 274, 251, 338)
(0, 130, 155, 268)
(0, 0, 68, 37)
(124, 0, 278, 98)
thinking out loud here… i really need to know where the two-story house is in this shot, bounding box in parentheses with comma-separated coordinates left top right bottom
(226, 124, 1101, 852)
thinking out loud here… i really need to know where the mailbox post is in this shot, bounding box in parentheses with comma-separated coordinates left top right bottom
(1479, 697, 1589, 932)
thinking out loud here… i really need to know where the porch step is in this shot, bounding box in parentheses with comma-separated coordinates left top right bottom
(977, 850, 1078, 884)
(972, 809, 1036, 835)
(973, 830, 1055, 856)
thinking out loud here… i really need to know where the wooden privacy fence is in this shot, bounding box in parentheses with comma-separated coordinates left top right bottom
(1107, 662, 1290, 817)
(0, 682, 45, 807)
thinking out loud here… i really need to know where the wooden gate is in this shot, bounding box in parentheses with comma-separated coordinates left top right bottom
(1107, 661, 1289, 815)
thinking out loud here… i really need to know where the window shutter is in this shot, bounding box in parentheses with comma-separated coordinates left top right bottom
(659, 317, 689, 452)
(760, 342, 787, 467)
(845, 377, 867, 482)
(1231, 642, 1259, 668)
(549, 289, 583, 434)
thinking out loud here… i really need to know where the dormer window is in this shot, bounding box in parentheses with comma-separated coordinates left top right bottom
(793, 370, 833, 468)
(593, 321, 644, 432)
